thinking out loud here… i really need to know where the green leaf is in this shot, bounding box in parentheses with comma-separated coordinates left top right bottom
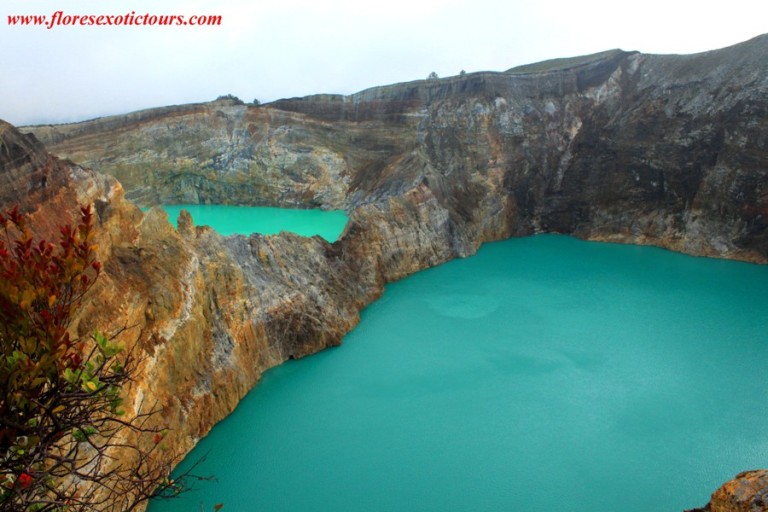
(63, 367, 76, 384)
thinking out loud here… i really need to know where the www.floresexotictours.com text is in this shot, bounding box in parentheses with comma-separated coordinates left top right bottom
(7, 11, 222, 29)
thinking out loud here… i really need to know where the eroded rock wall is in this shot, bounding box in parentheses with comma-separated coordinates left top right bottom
(0, 121, 372, 497)
(26, 36, 768, 262)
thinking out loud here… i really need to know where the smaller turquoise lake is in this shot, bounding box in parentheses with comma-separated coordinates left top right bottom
(159, 204, 348, 242)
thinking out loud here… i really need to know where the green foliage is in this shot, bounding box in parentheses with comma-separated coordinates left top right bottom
(214, 94, 244, 105)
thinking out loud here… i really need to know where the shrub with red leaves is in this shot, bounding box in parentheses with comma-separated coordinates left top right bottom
(0, 205, 195, 511)
(0, 205, 101, 451)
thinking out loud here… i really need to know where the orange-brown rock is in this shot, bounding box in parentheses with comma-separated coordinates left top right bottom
(0, 121, 375, 507)
(687, 470, 768, 512)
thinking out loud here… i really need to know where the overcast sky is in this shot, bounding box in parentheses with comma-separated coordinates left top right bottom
(1, 0, 765, 126)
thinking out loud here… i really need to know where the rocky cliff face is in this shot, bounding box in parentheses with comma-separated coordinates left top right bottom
(26, 35, 768, 263)
(0, 120, 382, 499)
(26, 99, 352, 209)
(7, 34, 768, 511)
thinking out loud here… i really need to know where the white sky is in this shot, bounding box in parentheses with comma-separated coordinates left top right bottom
(0, 0, 765, 126)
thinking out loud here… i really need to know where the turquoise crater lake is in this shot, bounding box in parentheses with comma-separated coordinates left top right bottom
(149, 234, 768, 512)
(159, 204, 349, 241)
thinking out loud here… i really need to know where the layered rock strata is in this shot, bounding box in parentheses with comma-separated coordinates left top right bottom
(5, 33, 768, 511)
(26, 37, 768, 262)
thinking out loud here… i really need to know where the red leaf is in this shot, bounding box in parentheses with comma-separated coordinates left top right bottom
(18, 472, 33, 488)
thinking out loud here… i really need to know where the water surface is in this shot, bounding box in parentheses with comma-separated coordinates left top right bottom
(160, 204, 348, 241)
(149, 235, 768, 512)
